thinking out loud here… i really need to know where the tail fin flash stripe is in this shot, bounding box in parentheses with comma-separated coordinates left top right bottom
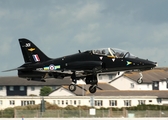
(33, 54, 40, 62)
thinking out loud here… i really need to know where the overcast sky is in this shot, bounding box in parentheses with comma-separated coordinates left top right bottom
(0, 0, 168, 76)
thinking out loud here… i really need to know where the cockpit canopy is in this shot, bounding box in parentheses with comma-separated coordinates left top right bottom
(91, 48, 135, 58)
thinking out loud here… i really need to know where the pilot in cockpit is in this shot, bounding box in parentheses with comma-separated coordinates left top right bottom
(115, 52, 124, 58)
(102, 50, 106, 55)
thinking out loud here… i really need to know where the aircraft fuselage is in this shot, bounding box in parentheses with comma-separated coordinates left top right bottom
(4, 38, 157, 94)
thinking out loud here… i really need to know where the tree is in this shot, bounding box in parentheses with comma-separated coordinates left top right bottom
(40, 86, 52, 96)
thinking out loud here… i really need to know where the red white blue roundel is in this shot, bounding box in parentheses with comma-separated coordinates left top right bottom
(49, 64, 55, 70)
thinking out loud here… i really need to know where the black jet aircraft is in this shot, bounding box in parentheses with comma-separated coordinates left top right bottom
(3, 38, 157, 93)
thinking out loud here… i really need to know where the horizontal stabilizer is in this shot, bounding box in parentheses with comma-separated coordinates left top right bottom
(2, 67, 25, 72)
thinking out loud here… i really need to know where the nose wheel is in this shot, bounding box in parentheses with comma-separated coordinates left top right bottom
(137, 72, 143, 84)
(137, 78, 143, 84)
(89, 85, 97, 93)
(69, 84, 76, 92)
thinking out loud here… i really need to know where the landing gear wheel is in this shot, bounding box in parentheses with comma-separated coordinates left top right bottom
(69, 84, 76, 92)
(89, 85, 97, 93)
(27, 78, 31, 81)
(137, 78, 143, 84)
(41, 79, 46, 82)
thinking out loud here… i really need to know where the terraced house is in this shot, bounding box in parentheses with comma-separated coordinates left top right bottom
(0, 68, 168, 110)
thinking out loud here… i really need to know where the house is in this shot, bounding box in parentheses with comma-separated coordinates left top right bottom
(0, 68, 168, 110)
(85, 90, 168, 108)
(109, 68, 168, 90)
(49, 83, 118, 96)
(1, 90, 168, 109)
(0, 76, 71, 96)
(0, 76, 118, 96)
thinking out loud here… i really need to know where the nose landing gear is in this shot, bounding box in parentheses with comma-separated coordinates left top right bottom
(137, 72, 143, 84)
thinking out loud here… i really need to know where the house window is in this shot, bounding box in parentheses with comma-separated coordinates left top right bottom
(66, 100, 68, 105)
(0, 100, 3, 105)
(108, 75, 113, 80)
(130, 83, 134, 88)
(95, 100, 103, 106)
(52, 86, 56, 90)
(20, 86, 25, 91)
(124, 100, 131, 106)
(9, 86, 14, 91)
(70, 100, 72, 105)
(109, 100, 117, 106)
(154, 82, 158, 87)
(21, 100, 35, 106)
(138, 100, 145, 105)
(31, 86, 35, 91)
(153, 81, 159, 90)
(166, 80, 168, 88)
(0, 86, 3, 90)
(78, 100, 81, 105)
(149, 100, 152, 103)
(9, 100, 15, 105)
(157, 98, 162, 103)
(57, 100, 60, 105)
(53, 100, 56, 104)
(74, 100, 76, 105)
(30, 101, 35, 105)
(62, 100, 64, 105)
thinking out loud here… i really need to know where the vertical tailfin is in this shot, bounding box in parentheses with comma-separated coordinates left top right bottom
(19, 38, 51, 63)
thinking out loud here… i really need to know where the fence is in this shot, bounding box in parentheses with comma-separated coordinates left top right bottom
(12, 109, 168, 118)
(14, 109, 122, 118)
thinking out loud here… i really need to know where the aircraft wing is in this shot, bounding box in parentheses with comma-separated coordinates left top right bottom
(34, 69, 89, 77)
(34, 61, 102, 76)
(2, 67, 25, 72)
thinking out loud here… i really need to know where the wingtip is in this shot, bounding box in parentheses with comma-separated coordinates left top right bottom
(2, 67, 25, 72)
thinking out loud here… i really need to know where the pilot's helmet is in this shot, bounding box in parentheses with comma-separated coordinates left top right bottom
(102, 50, 106, 54)
(96, 50, 100, 54)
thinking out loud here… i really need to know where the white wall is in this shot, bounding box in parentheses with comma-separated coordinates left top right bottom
(97, 71, 124, 83)
(110, 76, 138, 90)
(161, 99, 168, 105)
(0, 86, 6, 96)
(49, 87, 75, 96)
(159, 81, 168, 90)
(110, 76, 165, 90)
(27, 86, 41, 96)
(0, 96, 159, 110)
(138, 84, 152, 90)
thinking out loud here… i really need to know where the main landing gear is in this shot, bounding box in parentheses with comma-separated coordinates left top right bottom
(69, 83, 97, 94)
(68, 80, 98, 94)
(86, 75, 98, 93)
(68, 73, 98, 94)
(69, 84, 76, 92)
(69, 72, 77, 92)
(89, 84, 97, 93)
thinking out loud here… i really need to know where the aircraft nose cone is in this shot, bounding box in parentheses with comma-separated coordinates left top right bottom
(136, 58, 158, 71)
(154, 62, 158, 67)
(146, 61, 157, 69)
